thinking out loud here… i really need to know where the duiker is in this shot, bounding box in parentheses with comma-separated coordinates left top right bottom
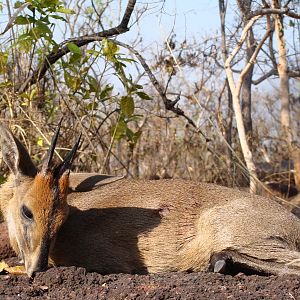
(2, 122, 300, 277)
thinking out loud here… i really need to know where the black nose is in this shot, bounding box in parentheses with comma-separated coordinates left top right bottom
(35, 241, 50, 274)
(38, 262, 48, 272)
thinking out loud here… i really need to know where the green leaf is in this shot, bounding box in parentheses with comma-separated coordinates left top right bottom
(17, 35, 34, 52)
(14, 1, 24, 9)
(126, 127, 134, 140)
(88, 75, 99, 93)
(87, 102, 98, 111)
(111, 120, 127, 140)
(136, 91, 152, 100)
(83, 91, 90, 99)
(118, 57, 136, 63)
(67, 42, 81, 55)
(120, 96, 134, 117)
(36, 21, 52, 36)
(134, 84, 143, 90)
(132, 131, 142, 143)
(50, 14, 67, 22)
(102, 39, 119, 60)
(56, 7, 75, 14)
(85, 7, 94, 14)
(64, 70, 80, 90)
(0, 51, 8, 74)
(126, 129, 142, 149)
(100, 84, 113, 100)
(14, 16, 32, 25)
(69, 53, 82, 64)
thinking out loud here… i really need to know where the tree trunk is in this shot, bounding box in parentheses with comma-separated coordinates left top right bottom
(218, 0, 233, 171)
(230, 89, 258, 193)
(225, 79, 233, 166)
(238, 0, 254, 148)
(272, 0, 300, 190)
(221, 1, 259, 193)
(241, 28, 255, 147)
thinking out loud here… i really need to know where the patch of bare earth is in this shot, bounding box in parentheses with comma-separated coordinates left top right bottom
(1, 222, 300, 300)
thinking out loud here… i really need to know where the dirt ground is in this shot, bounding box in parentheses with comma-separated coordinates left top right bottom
(1, 222, 300, 300)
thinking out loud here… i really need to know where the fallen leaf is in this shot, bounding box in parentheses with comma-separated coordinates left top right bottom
(5, 265, 26, 275)
(0, 261, 9, 273)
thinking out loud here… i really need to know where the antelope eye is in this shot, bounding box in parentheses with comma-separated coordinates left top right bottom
(21, 205, 34, 221)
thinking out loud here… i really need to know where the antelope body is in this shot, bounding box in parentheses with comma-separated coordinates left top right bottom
(1, 123, 300, 277)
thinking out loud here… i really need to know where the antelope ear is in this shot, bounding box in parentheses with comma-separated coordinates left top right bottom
(0, 124, 37, 179)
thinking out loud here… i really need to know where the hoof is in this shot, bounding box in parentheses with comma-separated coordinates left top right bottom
(213, 259, 226, 273)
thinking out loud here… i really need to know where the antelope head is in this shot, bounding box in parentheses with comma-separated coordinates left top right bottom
(0, 121, 80, 277)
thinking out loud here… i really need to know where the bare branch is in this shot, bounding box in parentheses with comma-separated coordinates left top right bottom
(0, 2, 30, 35)
(253, 69, 300, 85)
(237, 28, 272, 93)
(248, 7, 300, 19)
(225, 15, 262, 90)
(283, 0, 293, 8)
(112, 40, 197, 129)
(18, 0, 137, 93)
(252, 69, 277, 85)
(280, 10, 300, 19)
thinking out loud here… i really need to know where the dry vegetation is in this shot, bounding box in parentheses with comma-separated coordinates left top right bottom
(0, 0, 299, 200)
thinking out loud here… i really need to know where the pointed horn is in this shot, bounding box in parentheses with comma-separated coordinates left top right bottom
(55, 133, 82, 177)
(42, 118, 63, 173)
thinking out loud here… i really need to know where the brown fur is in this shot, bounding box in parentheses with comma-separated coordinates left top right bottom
(28, 173, 69, 239)
(2, 124, 300, 277)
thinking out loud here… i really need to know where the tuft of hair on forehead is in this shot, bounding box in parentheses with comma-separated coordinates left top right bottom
(28, 173, 55, 207)
(30, 171, 70, 204)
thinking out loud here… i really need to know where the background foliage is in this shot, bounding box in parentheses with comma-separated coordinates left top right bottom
(0, 0, 299, 197)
